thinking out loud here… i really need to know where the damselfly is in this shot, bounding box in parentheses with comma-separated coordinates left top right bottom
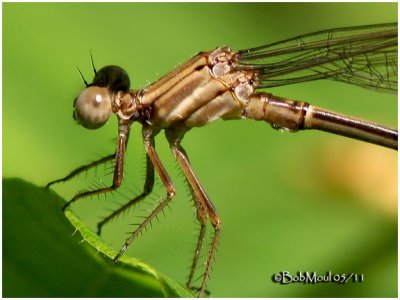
(47, 23, 398, 296)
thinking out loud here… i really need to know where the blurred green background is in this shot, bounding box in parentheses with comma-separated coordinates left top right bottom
(3, 2, 397, 297)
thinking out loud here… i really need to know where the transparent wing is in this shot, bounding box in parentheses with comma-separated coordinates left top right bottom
(236, 23, 397, 93)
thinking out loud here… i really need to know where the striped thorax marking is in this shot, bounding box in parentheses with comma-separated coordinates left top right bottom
(138, 47, 259, 129)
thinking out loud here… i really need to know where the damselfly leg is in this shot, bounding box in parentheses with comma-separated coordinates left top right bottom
(166, 128, 221, 296)
(97, 152, 155, 235)
(113, 125, 176, 261)
(59, 120, 129, 211)
(45, 153, 115, 189)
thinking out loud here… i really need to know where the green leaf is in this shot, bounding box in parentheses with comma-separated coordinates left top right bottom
(3, 178, 193, 297)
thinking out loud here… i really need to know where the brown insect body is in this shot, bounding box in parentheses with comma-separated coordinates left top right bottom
(47, 23, 398, 297)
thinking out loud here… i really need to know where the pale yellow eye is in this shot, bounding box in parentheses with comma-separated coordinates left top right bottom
(74, 86, 112, 129)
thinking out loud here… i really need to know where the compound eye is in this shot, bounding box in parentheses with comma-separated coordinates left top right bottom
(73, 86, 112, 129)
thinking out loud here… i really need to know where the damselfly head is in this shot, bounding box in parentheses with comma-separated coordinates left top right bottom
(73, 65, 131, 130)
